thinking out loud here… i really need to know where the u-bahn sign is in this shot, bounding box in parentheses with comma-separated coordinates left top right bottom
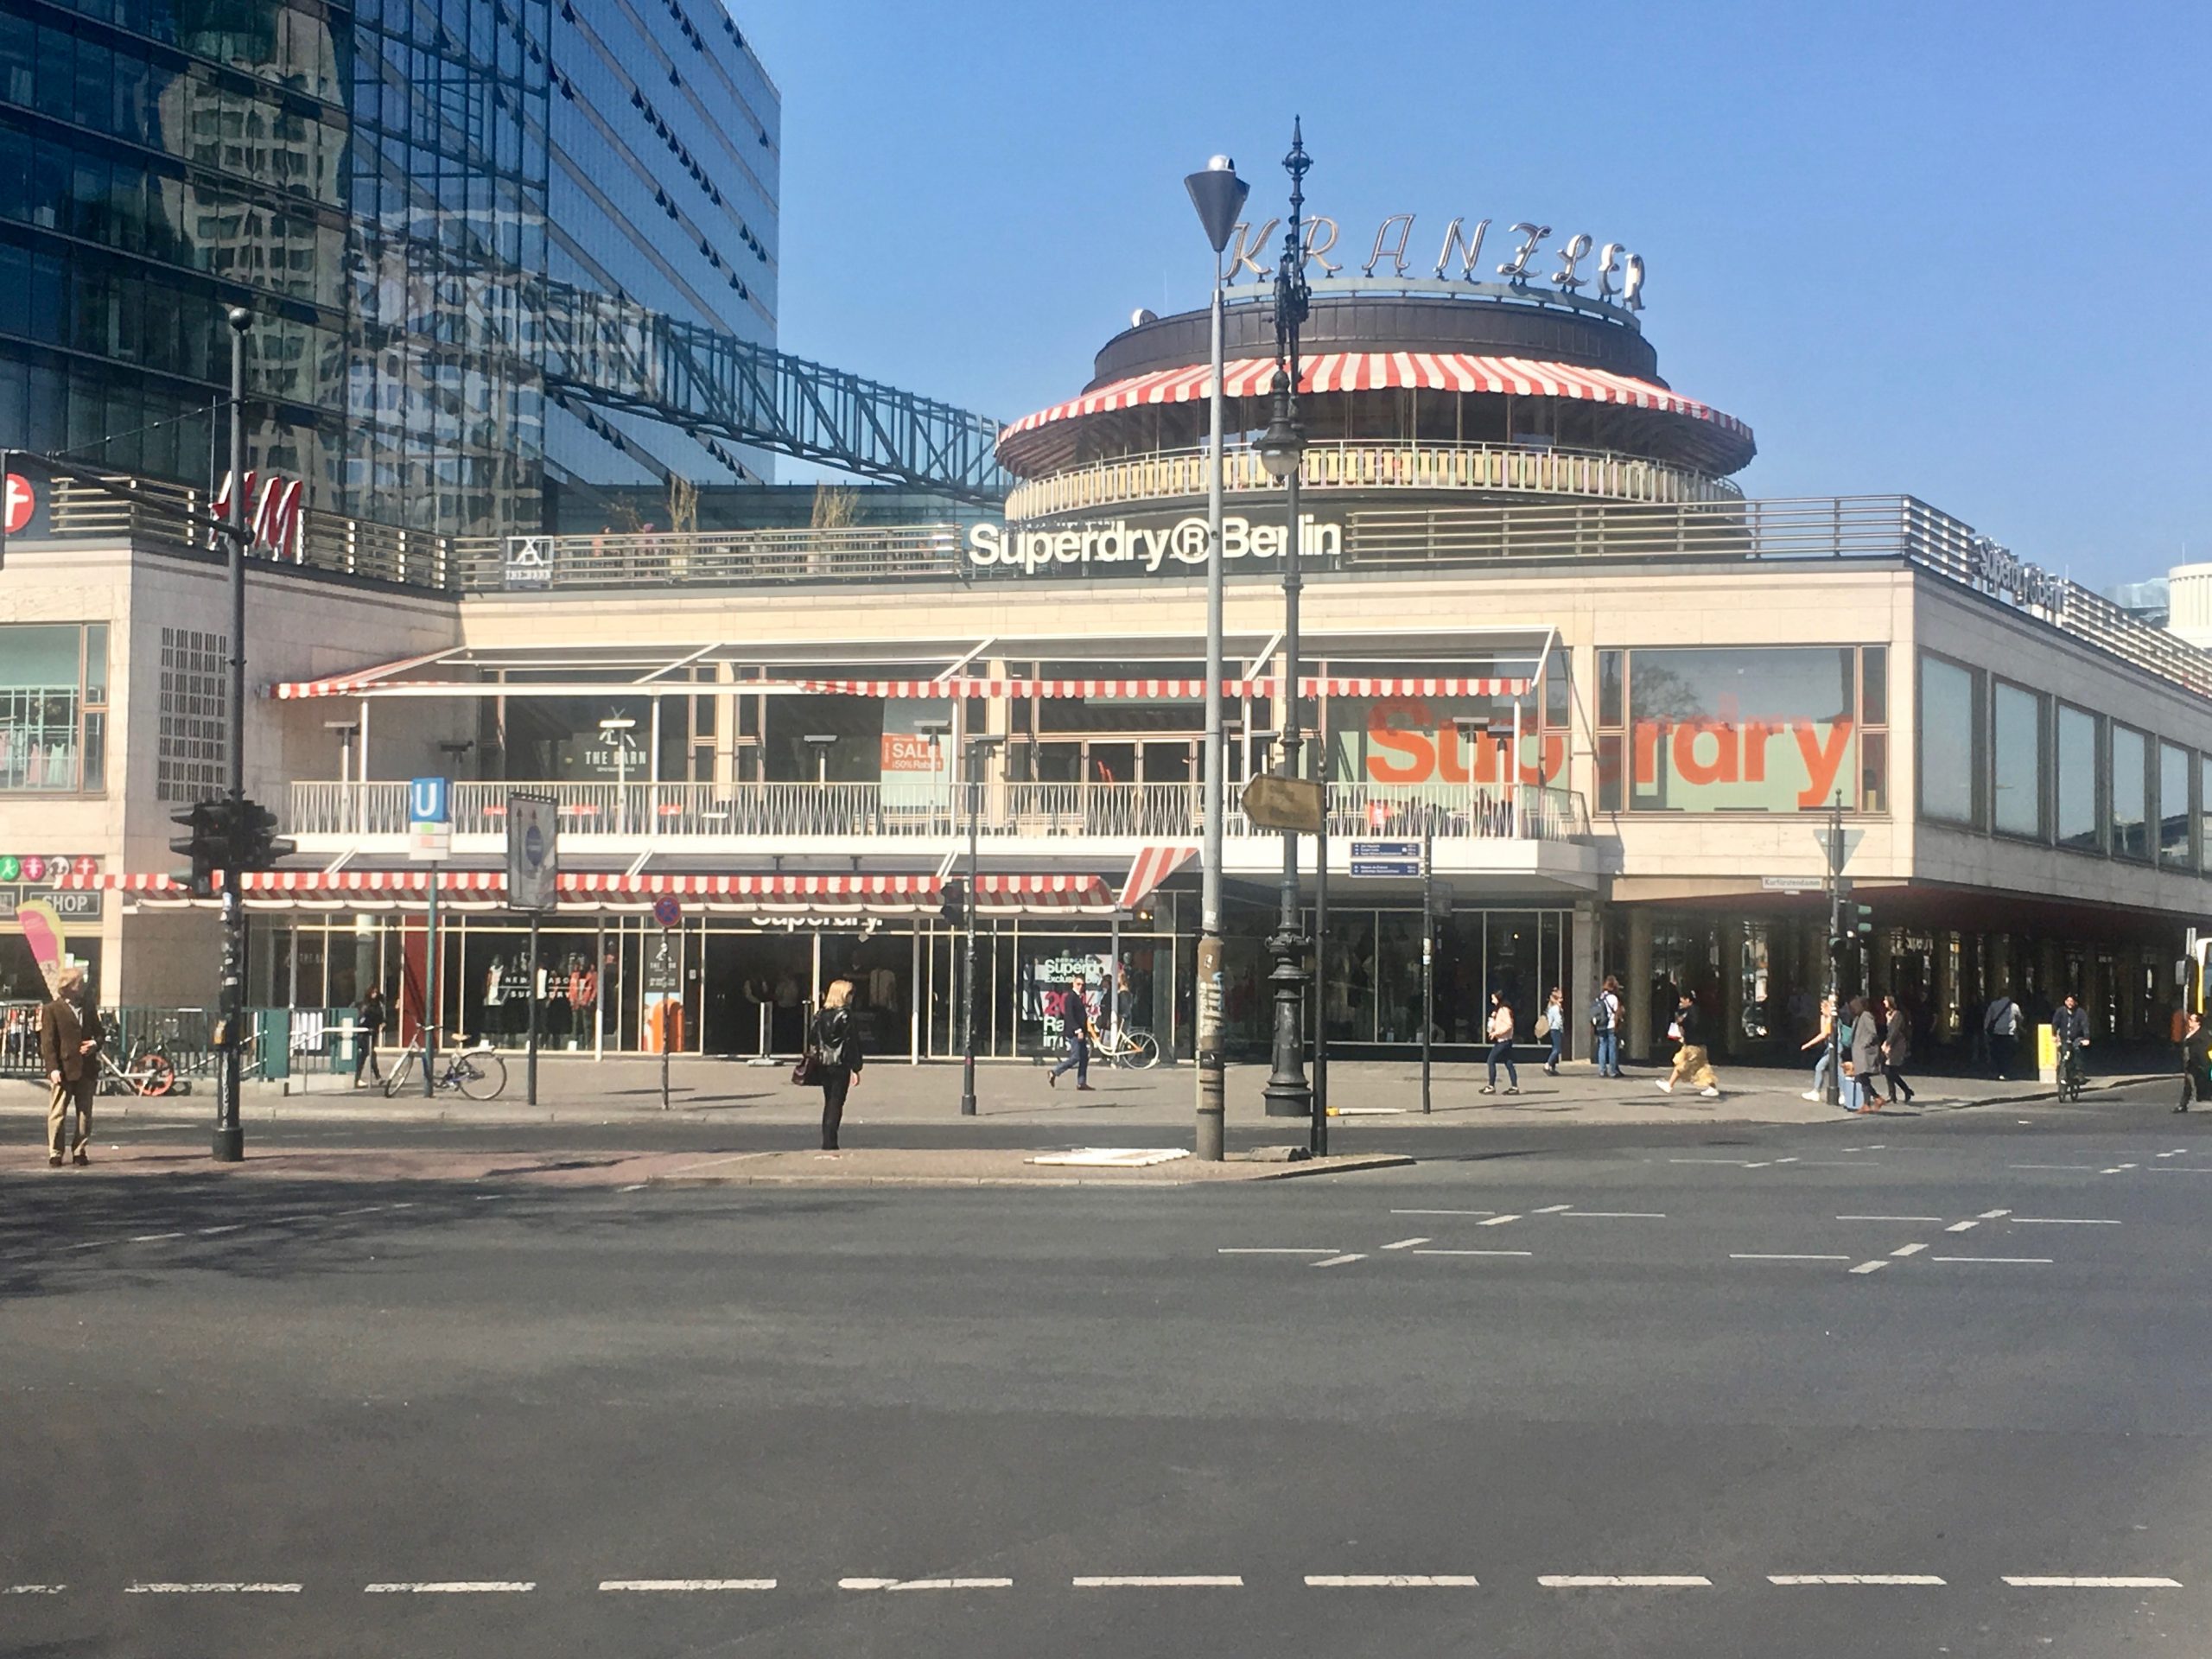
(967, 514, 1341, 575)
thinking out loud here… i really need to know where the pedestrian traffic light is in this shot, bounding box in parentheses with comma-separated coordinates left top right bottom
(168, 801, 226, 897)
(1854, 903, 1874, 938)
(939, 878, 968, 927)
(231, 797, 296, 871)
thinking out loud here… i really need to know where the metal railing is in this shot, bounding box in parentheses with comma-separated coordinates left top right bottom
(449, 523, 963, 593)
(286, 779, 1591, 844)
(1002, 440, 1743, 521)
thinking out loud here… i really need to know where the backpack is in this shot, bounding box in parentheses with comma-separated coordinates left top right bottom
(1589, 993, 1609, 1029)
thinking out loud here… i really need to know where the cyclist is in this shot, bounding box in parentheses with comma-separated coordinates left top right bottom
(2052, 992, 2091, 1096)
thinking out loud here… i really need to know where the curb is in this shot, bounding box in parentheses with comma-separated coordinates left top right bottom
(643, 1153, 1416, 1189)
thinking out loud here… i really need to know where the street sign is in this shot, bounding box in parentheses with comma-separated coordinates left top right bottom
(644, 929, 681, 992)
(1810, 827, 1864, 868)
(505, 791, 558, 910)
(1350, 838, 1422, 877)
(408, 775, 451, 862)
(652, 894, 682, 929)
(1241, 773, 1323, 834)
(1760, 875, 1825, 893)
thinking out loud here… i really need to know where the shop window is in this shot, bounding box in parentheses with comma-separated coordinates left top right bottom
(1991, 680, 2044, 840)
(1916, 654, 1980, 827)
(1627, 646, 1856, 813)
(1597, 649, 1624, 729)
(2110, 723, 2150, 861)
(2201, 753, 2212, 874)
(2160, 741, 2192, 868)
(0, 622, 105, 792)
(2056, 703, 2100, 851)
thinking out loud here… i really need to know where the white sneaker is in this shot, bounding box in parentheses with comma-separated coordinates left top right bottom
(1700, 1086, 1721, 1097)
(1656, 1078, 1674, 1094)
(1800, 1090, 1821, 1101)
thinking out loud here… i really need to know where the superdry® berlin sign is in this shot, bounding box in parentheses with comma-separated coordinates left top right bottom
(967, 514, 1340, 575)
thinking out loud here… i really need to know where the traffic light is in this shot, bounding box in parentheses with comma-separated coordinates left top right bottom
(939, 878, 968, 927)
(1854, 903, 1874, 939)
(231, 798, 295, 871)
(168, 802, 227, 897)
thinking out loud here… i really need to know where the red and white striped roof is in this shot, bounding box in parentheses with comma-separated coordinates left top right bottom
(1117, 844, 1197, 912)
(998, 352, 1752, 448)
(270, 647, 460, 700)
(67, 870, 1109, 904)
(269, 671, 1528, 702)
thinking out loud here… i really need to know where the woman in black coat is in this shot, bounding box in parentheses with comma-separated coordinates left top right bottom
(810, 978, 864, 1151)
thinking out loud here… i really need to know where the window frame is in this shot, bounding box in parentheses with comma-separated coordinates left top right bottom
(1916, 651, 1984, 830)
(0, 620, 106, 795)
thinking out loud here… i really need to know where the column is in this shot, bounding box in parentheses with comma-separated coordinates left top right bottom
(1626, 908, 1653, 1065)
(1720, 920, 1746, 1060)
(1571, 900, 1599, 1067)
(1933, 931, 1958, 1045)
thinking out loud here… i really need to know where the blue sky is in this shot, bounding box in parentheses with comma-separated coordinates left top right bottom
(741, 1, 2210, 590)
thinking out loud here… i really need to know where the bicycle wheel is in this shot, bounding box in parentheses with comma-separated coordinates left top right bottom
(1128, 1031, 1160, 1070)
(383, 1052, 415, 1097)
(455, 1050, 507, 1100)
(137, 1052, 178, 1096)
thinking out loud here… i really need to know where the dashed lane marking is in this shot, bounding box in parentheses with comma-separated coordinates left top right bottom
(1769, 1574, 1945, 1586)
(1731, 1254, 1850, 1262)
(1979, 1209, 2012, 1218)
(2011, 1217, 2120, 1225)
(2157, 1149, 2186, 1159)
(364, 1581, 534, 1593)
(601, 1580, 776, 1592)
(1564, 1211, 1667, 1218)
(3, 1586, 64, 1595)
(840, 1578, 1013, 1592)
(1377, 1237, 1431, 1250)
(1217, 1248, 1339, 1256)
(1408, 1249, 1535, 1258)
(196, 1224, 246, 1236)
(1072, 1576, 1243, 1588)
(1931, 1256, 2053, 1265)
(1390, 1210, 1496, 1217)
(128, 1233, 185, 1243)
(1312, 1254, 1366, 1269)
(1849, 1261, 1888, 1274)
(2011, 1165, 2101, 1172)
(1943, 1221, 1980, 1233)
(1531, 1204, 1573, 1214)
(1478, 1215, 1521, 1227)
(1305, 1575, 1479, 1587)
(2003, 1576, 2181, 1589)
(1838, 1216, 1944, 1224)
(2100, 1165, 2138, 1174)
(126, 1583, 300, 1594)
(1540, 1575, 1712, 1588)
(1891, 1243, 1928, 1257)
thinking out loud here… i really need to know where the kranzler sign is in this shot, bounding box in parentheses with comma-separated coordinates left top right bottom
(967, 515, 1340, 575)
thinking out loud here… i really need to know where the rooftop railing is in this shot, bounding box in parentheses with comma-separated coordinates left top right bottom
(286, 779, 1591, 845)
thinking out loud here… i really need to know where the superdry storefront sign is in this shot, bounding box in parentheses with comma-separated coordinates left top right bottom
(967, 515, 1341, 575)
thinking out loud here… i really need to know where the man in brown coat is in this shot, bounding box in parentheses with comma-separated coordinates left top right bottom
(38, 965, 101, 1166)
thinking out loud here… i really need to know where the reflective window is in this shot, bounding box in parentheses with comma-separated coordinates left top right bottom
(2201, 754, 2212, 873)
(2160, 741, 2192, 868)
(2111, 723, 2150, 861)
(2057, 703, 2099, 851)
(1630, 647, 1856, 813)
(1597, 649, 1624, 728)
(1917, 654, 1979, 825)
(0, 623, 105, 792)
(1991, 681, 2044, 839)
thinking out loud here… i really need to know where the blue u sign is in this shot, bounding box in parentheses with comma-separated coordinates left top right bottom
(409, 776, 450, 824)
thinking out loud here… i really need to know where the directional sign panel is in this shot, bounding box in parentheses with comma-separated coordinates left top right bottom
(1350, 838, 1422, 878)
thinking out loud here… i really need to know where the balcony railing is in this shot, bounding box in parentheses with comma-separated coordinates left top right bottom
(287, 780, 1591, 844)
(1002, 439, 1744, 522)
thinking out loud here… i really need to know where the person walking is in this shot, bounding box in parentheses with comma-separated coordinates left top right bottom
(37, 966, 101, 1167)
(1592, 975, 1625, 1077)
(1846, 995, 1887, 1112)
(1800, 995, 1838, 1101)
(1656, 989, 1719, 1097)
(2052, 991, 2091, 1092)
(1048, 973, 1097, 1092)
(1984, 989, 2021, 1077)
(1480, 991, 1519, 1095)
(353, 986, 387, 1088)
(808, 978, 863, 1151)
(1540, 986, 1566, 1076)
(1879, 992, 1916, 1104)
(2177, 1010, 2210, 1113)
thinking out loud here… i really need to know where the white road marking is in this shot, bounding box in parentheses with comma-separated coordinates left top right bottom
(1739, 1162, 1772, 1169)
(2150, 1166, 2212, 1173)
(1390, 1209, 1496, 1217)
(3, 1585, 64, 1594)
(1769, 1574, 1945, 1586)
(601, 1580, 776, 1592)
(1312, 1254, 1366, 1268)
(1408, 1249, 1535, 1257)
(2100, 1165, 2137, 1175)
(1838, 1216, 1943, 1224)
(2158, 1148, 2186, 1158)
(339, 1205, 388, 1217)
(1669, 1159, 1758, 1166)
(1978, 1209, 2012, 1219)
(839, 1577, 1011, 1591)
(1377, 1237, 1431, 1250)
(1478, 1215, 1521, 1227)
(2011, 1165, 2100, 1172)
(617, 1184, 648, 1193)
(1943, 1221, 1980, 1233)
(1774, 1157, 1801, 1165)
(1564, 1211, 1667, 1218)
(129, 1233, 185, 1243)
(1849, 1261, 1888, 1274)
(1073, 1575, 1243, 1587)
(1531, 1204, 1573, 1214)
(196, 1224, 246, 1236)
(1540, 1574, 1711, 1588)
(1305, 1574, 1479, 1587)
(364, 1581, 534, 1593)
(1933, 1256, 2053, 1265)
(126, 1583, 300, 1594)
(1217, 1248, 1338, 1255)
(1731, 1254, 1850, 1262)
(2011, 1217, 2120, 1225)
(2003, 1576, 2181, 1589)
(1891, 1243, 1927, 1257)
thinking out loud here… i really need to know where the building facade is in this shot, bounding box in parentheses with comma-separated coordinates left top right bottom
(6, 230, 2211, 1072)
(0, 0, 779, 537)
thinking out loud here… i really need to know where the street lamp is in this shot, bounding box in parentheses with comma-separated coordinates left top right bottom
(960, 732, 1003, 1116)
(1259, 119, 1314, 1140)
(1185, 153, 1247, 1164)
(802, 733, 838, 785)
(212, 302, 252, 1163)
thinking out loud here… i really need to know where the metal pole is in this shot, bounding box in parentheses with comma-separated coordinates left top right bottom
(213, 308, 251, 1162)
(423, 864, 439, 1097)
(1826, 795, 1844, 1109)
(1421, 829, 1438, 1114)
(659, 927, 671, 1111)
(525, 909, 540, 1106)
(1197, 242, 1228, 1160)
(960, 747, 981, 1116)
(1312, 703, 1329, 1151)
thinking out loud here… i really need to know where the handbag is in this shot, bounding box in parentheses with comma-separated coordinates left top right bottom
(791, 1048, 822, 1087)
(1533, 1013, 1553, 1038)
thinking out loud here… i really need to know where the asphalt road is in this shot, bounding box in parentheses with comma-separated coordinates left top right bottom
(5, 1083, 2210, 1657)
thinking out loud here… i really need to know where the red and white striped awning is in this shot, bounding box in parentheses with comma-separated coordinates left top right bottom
(67, 870, 1112, 906)
(1117, 845, 1198, 912)
(999, 352, 1753, 447)
(269, 648, 461, 700)
(267, 671, 1528, 702)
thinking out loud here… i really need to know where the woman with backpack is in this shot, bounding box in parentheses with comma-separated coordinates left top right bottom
(806, 978, 864, 1151)
(1480, 991, 1520, 1096)
(1540, 986, 1567, 1075)
(1591, 976, 1624, 1077)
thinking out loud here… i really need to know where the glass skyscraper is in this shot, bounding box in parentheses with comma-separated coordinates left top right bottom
(0, 0, 779, 536)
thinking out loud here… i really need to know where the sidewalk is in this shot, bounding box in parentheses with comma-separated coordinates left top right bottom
(1, 1055, 2159, 1130)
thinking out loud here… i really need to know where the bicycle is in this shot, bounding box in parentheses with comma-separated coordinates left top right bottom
(2057, 1046, 2088, 1103)
(382, 1030, 508, 1100)
(1094, 1024, 1161, 1070)
(99, 1033, 180, 1096)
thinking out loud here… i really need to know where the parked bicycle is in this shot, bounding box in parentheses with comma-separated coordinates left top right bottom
(1095, 1024, 1161, 1069)
(99, 1033, 181, 1096)
(382, 1029, 507, 1100)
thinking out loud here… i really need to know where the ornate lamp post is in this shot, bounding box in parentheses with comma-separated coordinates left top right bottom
(1256, 120, 1313, 1130)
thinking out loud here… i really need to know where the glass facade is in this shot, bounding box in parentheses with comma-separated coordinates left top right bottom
(2056, 702, 2100, 851)
(0, 0, 779, 537)
(1917, 654, 1980, 826)
(1991, 679, 2044, 839)
(0, 621, 106, 791)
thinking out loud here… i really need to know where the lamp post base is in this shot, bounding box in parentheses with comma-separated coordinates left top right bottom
(211, 1124, 245, 1162)
(1260, 925, 1313, 1118)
